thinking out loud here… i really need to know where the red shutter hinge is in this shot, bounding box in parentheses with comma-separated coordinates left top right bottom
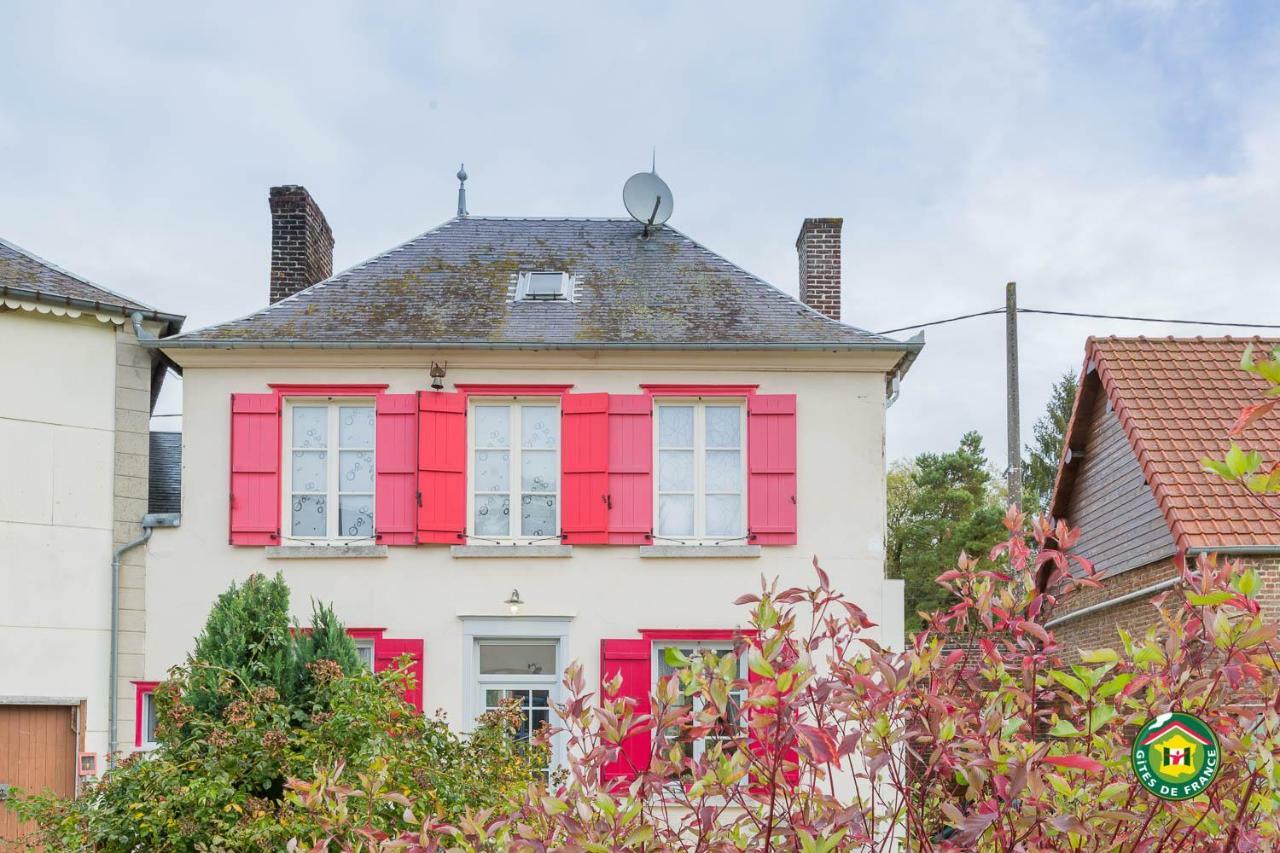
(603, 494, 612, 509)
(416, 491, 423, 507)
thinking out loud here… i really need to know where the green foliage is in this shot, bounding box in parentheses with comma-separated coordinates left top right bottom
(8, 578, 543, 851)
(888, 430, 1007, 630)
(1023, 369, 1077, 513)
(185, 572, 295, 717)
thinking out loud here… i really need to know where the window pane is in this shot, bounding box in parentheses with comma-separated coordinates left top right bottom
(143, 695, 157, 744)
(658, 495, 694, 536)
(474, 450, 510, 492)
(658, 406, 694, 447)
(293, 407, 327, 449)
(355, 643, 374, 670)
(339, 451, 374, 492)
(658, 450, 694, 491)
(706, 495, 742, 537)
(705, 450, 741, 492)
(339, 495, 374, 537)
(292, 450, 327, 492)
(521, 406, 559, 449)
(521, 494, 557, 537)
(339, 406, 375, 448)
(485, 688, 512, 707)
(521, 450, 557, 491)
(527, 272, 564, 295)
(292, 495, 326, 536)
(479, 642, 557, 675)
(475, 406, 511, 448)
(474, 494, 510, 536)
(706, 406, 741, 447)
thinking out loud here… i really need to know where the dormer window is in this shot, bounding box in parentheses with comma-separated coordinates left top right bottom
(517, 271, 568, 301)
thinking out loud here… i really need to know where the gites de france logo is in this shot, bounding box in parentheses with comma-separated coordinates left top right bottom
(1130, 712, 1220, 800)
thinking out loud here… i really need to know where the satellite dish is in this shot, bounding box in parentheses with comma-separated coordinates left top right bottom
(623, 171, 674, 236)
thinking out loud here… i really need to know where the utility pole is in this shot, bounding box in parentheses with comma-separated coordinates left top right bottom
(1006, 281, 1022, 509)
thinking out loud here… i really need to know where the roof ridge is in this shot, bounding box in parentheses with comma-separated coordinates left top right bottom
(0, 235, 157, 311)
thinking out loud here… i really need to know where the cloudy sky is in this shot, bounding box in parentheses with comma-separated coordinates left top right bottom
(3, 1, 1279, 463)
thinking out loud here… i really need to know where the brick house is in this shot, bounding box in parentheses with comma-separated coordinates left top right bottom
(135, 183, 921, 786)
(0, 238, 182, 839)
(1042, 336, 1280, 655)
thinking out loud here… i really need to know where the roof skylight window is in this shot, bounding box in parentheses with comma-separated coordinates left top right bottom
(517, 271, 568, 300)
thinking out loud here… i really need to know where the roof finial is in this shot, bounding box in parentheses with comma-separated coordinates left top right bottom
(651, 146, 656, 173)
(456, 163, 469, 217)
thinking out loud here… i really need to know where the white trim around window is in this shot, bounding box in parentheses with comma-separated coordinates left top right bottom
(459, 616, 571, 769)
(467, 399, 561, 544)
(653, 399, 747, 544)
(281, 398, 377, 544)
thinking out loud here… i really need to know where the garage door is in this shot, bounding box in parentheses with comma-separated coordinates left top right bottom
(0, 704, 78, 844)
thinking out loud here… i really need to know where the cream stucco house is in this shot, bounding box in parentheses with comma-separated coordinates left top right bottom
(137, 184, 920, 781)
(0, 238, 182, 836)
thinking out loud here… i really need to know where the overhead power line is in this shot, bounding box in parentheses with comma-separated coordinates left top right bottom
(877, 307, 1280, 336)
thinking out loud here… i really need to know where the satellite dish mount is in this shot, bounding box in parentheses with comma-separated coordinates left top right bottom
(623, 167, 674, 239)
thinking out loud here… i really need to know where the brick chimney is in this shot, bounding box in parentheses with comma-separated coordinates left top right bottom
(795, 217, 843, 321)
(269, 185, 334, 303)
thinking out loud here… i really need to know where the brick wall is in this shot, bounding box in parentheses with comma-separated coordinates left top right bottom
(113, 321, 152, 751)
(269, 185, 334, 304)
(1048, 555, 1280, 662)
(795, 217, 842, 321)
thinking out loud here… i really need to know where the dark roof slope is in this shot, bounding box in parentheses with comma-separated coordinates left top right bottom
(166, 217, 914, 351)
(149, 432, 182, 515)
(1049, 336, 1280, 551)
(0, 237, 182, 327)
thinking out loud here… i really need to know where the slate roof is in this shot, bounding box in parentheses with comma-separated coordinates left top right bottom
(164, 217, 917, 353)
(1050, 337, 1280, 551)
(0, 236, 183, 328)
(149, 432, 182, 515)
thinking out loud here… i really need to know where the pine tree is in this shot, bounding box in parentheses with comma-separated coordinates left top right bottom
(1023, 370, 1079, 514)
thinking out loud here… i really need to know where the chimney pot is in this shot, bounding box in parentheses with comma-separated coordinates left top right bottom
(796, 217, 843, 321)
(269, 185, 334, 304)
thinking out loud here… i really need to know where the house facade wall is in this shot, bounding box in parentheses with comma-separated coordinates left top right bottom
(0, 308, 152, 760)
(144, 348, 904, 743)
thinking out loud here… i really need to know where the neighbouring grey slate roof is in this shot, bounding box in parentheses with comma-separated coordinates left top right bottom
(165, 217, 916, 351)
(0, 236, 183, 328)
(149, 432, 182, 515)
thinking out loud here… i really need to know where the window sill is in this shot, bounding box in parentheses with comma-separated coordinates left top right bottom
(451, 544, 573, 559)
(265, 545, 388, 559)
(639, 545, 761, 558)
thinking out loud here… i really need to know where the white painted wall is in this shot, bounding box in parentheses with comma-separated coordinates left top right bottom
(0, 309, 118, 758)
(146, 348, 902, 741)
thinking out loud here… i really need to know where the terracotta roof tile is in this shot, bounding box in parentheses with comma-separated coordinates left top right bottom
(1052, 336, 1280, 551)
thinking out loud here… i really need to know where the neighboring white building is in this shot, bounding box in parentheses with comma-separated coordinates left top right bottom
(138, 183, 920, 783)
(0, 238, 181, 839)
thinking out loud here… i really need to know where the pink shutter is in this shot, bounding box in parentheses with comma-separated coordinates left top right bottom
(417, 392, 466, 544)
(230, 393, 280, 545)
(747, 394, 797, 545)
(375, 394, 417, 545)
(600, 638, 652, 784)
(561, 393, 609, 544)
(607, 395, 652, 544)
(374, 637, 424, 712)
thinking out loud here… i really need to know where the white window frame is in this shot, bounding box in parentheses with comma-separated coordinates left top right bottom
(139, 689, 159, 750)
(653, 399, 747, 543)
(281, 398, 377, 544)
(516, 271, 569, 300)
(652, 640, 746, 760)
(460, 617, 571, 770)
(467, 398, 562, 544)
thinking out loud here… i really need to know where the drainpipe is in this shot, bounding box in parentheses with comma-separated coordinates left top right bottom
(109, 526, 151, 766)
